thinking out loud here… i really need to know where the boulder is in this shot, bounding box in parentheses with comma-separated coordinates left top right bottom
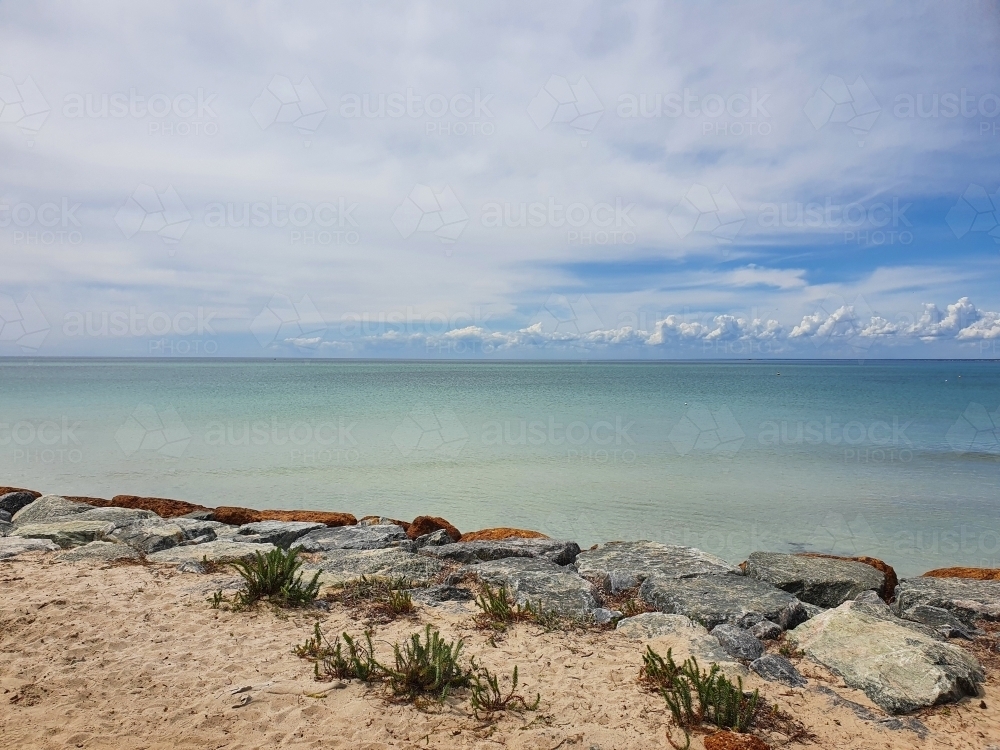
(744, 552, 884, 608)
(56, 541, 141, 563)
(465, 557, 597, 617)
(710, 624, 764, 661)
(414, 529, 453, 548)
(303, 547, 447, 587)
(407, 515, 461, 542)
(74, 507, 159, 526)
(234, 520, 325, 548)
(749, 654, 806, 687)
(639, 574, 807, 631)
(796, 553, 897, 601)
(294, 524, 409, 552)
(10, 520, 115, 548)
(0, 486, 40, 499)
(0, 491, 38, 516)
(893, 576, 1000, 625)
(460, 527, 549, 542)
(0, 511, 10, 523)
(0, 520, 10, 536)
(11, 495, 90, 525)
(112, 521, 187, 554)
(147, 540, 276, 565)
(901, 604, 977, 639)
(99, 495, 211, 518)
(749, 619, 782, 640)
(419, 537, 580, 566)
(359, 515, 410, 532)
(923, 567, 1000, 581)
(0, 536, 58, 559)
(592, 608, 621, 625)
(576, 541, 737, 594)
(615, 613, 745, 674)
(411, 585, 474, 604)
(211, 506, 355, 527)
(787, 599, 983, 713)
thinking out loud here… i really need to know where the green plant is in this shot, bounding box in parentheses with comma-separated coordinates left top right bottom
(296, 623, 382, 682)
(473, 582, 560, 631)
(387, 589, 414, 616)
(228, 547, 320, 609)
(383, 625, 471, 702)
(326, 575, 417, 623)
(209, 589, 225, 609)
(640, 646, 681, 692)
(469, 664, 540, 718)
(778, 640, 804, 659)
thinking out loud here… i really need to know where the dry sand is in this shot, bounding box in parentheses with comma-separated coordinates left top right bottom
(1, 553, 999, 750)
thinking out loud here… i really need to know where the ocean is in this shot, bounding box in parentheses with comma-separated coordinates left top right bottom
(1, 358, 998, 576)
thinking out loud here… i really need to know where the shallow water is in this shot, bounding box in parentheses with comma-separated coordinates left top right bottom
(2, 358, 998, 576)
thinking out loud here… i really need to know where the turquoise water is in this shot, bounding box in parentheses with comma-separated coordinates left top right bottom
(1, 359, 998, 576)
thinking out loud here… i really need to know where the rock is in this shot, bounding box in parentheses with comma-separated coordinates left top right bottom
(56, 541, 141, 563)
(711, 624, 764, 661)
(750, 653, 806, 687)
(172, 518, 226, 539)
(787, 600, 984, 713)
(11, 495, 90, 525)
(576, 541, 737, 594)
(359, 515, 410, 531)
(407, 515, 461, 542)
(112, 521, 186, 554)
(179, 509, 216, 521)
(750, 619, 782, 640)
(744, 552, 884, 608)
(703, 731, 770, 750)
(304, 547, 446, 586)
(797, 553, 898, 601)
(460, 527, 549, 542)
(0, 536, 58, 559)
(616, 613, 745, 674)
(0, 486, 40, 499)
(801, 602, 825, 619)
(177, 560, 206, 573)
(211, 506, 356, 527)
(0, 510, 10, 523)
(74, 507, 159, 526)
(419, 537, 581, 566)
(147, 540, 276, 565)
(0, 491, 38, 516)
(0, 520, 10, 536)
(922, 567, 1000, 580)
(592, 607, 622, 625)
(234, 520, 325, 548)
(640, 574, 807, 631)
(894, 576, 1000, 625)
(414, 529, 453, 548)
(900, 604, 978, 639)
(10, 520, 115, 548)
(294, 524, 409, 552)
(411, 585, 474, 604)
(106, 495, 210, 518)
(465, 557, 597, 617)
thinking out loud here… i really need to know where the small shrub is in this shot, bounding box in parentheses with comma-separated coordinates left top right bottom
(469, 664, 540, 718)
(228, 547, 320, 609)
(473, 582, 560, 631)
(209, 589, 225, 609)
(777, 640, 804, 659)
(640, 646, 681, 692)
(327, 575, 416, 623)
(296, 623, 381, 682)
(383, 625, 471, 703)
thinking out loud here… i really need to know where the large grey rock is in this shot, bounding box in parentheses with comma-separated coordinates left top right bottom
(75, 507, 159, 526)
(294, 524, 409, 552)
(235, 520, 325, 549)
(744, 552, 884, 608)
(0, 536, 59, 559)
(414, 529, 453, 548)
(468, 557, 597, 617)
(787, 600, 983, 713)
(420, 538, 580, 566)
(894, 577, 1000, 626)
(616, 613, 745, 675)
(639, 573, 807, 631)
(10, 520, 115, 548)
(710, 624, 764, 661)
(750, 654, 806, 687)
(172, 518, 226, 540)
(0, 520, 11, 536)
(147, 540, 276, 565)
(11, 495, 90, 525)
(576, 541, 737, 594)
(0, 491, 37, 516)
(304, 547, 446, 586)
(113, 521, 186, 553)
(901, 604, 978, 639)
(0, 511, 10, 523)
(56, 541, 141, 563)
(616, 612, 705, 640)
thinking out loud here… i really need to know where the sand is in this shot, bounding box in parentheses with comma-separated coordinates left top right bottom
(1, 552, 999, 750)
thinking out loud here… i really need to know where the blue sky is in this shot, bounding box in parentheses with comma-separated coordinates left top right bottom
(1, 1, 999, 358)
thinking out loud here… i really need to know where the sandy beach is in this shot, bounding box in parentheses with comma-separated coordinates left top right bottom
(2, 550, 999, 750)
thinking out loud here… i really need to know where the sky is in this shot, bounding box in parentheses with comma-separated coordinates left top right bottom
(1, 1, 1000, 359)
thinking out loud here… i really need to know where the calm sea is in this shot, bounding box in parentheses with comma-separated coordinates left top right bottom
(1, 359, 998, 576)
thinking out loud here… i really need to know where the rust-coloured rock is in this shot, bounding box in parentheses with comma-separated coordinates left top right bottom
(359, 515, 411, 532)
(703, 732, 770, 750)
(460, 527, 550, 542)
(798, 553, 897, 601)
(923, 567, 1000, 581)
(407, 515, 461, 542)
(211, 506, 356, 527)
(64, 497, 112, 506)
(0, 487, 41, 499)
(109, 495, 210, 518)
